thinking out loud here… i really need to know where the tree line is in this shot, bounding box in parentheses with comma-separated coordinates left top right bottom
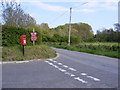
(1, 0, 36, 28)
(1, 0, 120, 46)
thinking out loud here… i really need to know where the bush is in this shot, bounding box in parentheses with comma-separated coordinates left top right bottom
(2, 45, 57, 61)
(2, 25, 42, 46)
(76, 43, 119, 51)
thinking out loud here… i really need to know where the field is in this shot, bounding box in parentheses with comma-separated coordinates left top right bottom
(50, 42, 119, 58)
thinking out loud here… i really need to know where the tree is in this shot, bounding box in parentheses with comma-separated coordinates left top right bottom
(114, 23, 120, 32)
(114, 23, 120, 42)
(71, 23, 94, 41)
(95, 28, 119, 42)
(1, 0, 36, 28)
(40, 23, 49, 30)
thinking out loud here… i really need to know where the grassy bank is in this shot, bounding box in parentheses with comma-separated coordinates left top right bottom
(50, 42, 119, 59)
(2, 45, 57, 61)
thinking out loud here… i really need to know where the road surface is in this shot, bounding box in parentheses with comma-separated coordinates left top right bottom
(2, 48, 118, 88)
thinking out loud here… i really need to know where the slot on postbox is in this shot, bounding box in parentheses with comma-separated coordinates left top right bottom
(20, 35, 27, 45)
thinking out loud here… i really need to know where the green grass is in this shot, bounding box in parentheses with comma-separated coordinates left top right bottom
(51, 42, 119, 59)
(2, 45, 57, 61)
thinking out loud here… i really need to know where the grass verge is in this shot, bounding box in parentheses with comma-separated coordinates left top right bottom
(2, 45, 57, 61)
(52, 44, 119, 59)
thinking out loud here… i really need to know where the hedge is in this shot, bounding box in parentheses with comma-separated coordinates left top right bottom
(2, 25, 42, 46)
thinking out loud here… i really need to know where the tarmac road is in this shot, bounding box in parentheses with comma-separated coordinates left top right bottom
(2, 48, 118, 88)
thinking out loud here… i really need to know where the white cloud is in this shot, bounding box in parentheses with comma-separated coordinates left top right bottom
(84, 2, 98, 7)
(29, 1, 69, 12)
(80, 9, 95, 13)
(101, 0, 118, 10)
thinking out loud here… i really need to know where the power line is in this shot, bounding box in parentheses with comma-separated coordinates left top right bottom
(68, 2, 88, 46)
(49, 2, 88, 27)
(49, 10, 68, 26)
(72, 2, 88, 9)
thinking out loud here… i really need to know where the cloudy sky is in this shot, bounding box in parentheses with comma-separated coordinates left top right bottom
(2, 0, 119, 33)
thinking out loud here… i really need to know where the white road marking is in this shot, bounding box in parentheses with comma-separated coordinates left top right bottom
(69, 68, 77, 71)
(74, 77, 87, 84)
(48, 62, 54, 66)
(51, 64, 58, 68)
(81, 73, 87, 76)
(48, 59, 53, 61)
(58, 68, 66, 72)
(44, 61, 49, 63)
(64, 72, 75, 77)
(63, 65, 68, 68)
(44, 60, 100, 84)
(70, 74, 75, 77)
(45, 61, 54, 66)
(87, 76, 100, 81)
(53, 61, 57, 63)
(81, 73, 100, 81)
(58, 63, 62, 65)
(52, 64, 59, 68)
(64, 72, 71, 75)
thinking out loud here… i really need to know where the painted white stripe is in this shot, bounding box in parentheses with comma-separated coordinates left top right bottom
(48, 62, 54, 65)
(53, 65, 59, 68)
(53, 61, 57, 63)
(81, 73, 87, 76)
(45, 61, 54, 66)
(74, 77, 87, 84)
(64, 72, 75, 77)
(64, 72, 71, 75)
(63, 65, 68, 68)
(58, 68, 66, 72)
(48, 59, 53, 61)
(69, 68, 77, 71)
(87, 76, 100, 81)
(58, 63, 62, 65)
(45, 60, 100, 84)
(70, 74, 75, 77)
(45, 61, 49, 63)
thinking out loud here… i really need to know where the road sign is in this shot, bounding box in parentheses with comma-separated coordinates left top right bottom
(30, 32, 38, 41)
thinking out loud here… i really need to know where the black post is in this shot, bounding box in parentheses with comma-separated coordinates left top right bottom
(22, 45, 24, 56)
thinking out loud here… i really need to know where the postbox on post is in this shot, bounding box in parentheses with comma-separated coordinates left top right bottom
(20, 35, 26, 56)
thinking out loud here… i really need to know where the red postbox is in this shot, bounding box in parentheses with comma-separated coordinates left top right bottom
(20, 35, 27, 45)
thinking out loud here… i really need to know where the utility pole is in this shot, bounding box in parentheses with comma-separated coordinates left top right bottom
(68, 7, 72, 46)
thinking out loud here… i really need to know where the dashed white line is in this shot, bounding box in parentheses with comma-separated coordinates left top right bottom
(44, 61, 50, 63)
(48, 62, 54, 65)
(53, 61, 57, 63)
(69, 68, 77, 71)
(81, 73, 100, 82)
(74, 77, 88, 84)
(48, 59, 53, 61)
(44, 60, 101, 84)
(87, 76, 100, 81)
(64, 72, 75, 77)
(81, 73, 87, 76)
(58, 63, 62, 65)
(53, 65, 59, 68)
(64, 72, 71, 75)
(63, 65, 68, 68)
(70, 74, 75, 77)
(58, 68, 66, 72)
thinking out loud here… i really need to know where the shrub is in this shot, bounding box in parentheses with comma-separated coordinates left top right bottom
(2, 25, 42, 46)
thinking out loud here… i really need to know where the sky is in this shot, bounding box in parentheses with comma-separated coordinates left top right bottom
(1, 0, 119, 34)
